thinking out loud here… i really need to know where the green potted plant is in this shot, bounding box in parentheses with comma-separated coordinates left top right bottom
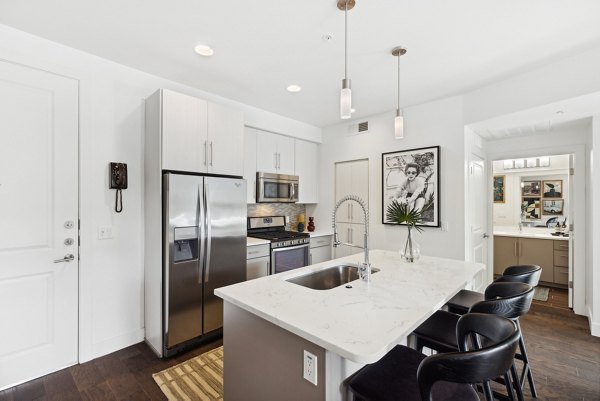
(386, 200, 431, 262)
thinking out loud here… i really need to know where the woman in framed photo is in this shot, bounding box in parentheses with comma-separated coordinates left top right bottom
(394, 163, 426, 211)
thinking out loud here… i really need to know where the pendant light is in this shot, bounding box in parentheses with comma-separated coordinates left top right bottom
(392, 46, 407, 139)
(338, 0, 355, 119)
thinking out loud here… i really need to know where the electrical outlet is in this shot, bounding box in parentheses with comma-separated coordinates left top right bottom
(303, 350, 318, 385)
(98, 226, 113, 239)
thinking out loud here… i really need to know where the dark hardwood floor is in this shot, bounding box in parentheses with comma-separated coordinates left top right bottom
(1, 290, 598, 401)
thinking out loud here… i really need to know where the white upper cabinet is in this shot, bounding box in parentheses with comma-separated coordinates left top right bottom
(295, 139, 318, 203)
(244, 127, 258, 203)
(158, 89, 244, 176)
(207, 102, 244, 176)
(256, 130, 295, 175)
(161, 90, 207, 173)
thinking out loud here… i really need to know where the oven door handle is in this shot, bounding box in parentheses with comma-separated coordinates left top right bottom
(271, 243, 310, 253)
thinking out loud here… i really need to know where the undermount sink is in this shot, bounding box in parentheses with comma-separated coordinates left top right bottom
(286, 264, 380, 290)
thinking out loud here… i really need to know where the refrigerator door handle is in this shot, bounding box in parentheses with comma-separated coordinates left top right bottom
(204, 183, 212, 283)
(198, 183, 206, 284)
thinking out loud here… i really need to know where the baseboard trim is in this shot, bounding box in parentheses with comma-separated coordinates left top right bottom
(587, 306, 600, 337)
(91, 328, 145, 360)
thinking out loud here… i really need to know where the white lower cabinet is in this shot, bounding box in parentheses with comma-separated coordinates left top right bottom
(309, 235, 332, 265)
(246, 244, 270, 280)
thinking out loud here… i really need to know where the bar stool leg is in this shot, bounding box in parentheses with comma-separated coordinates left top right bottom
(515, 320, 538, 397)
(510, 362, 525, 401)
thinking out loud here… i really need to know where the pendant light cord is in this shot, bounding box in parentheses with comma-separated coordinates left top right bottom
(397, 53, 400, 111)
(344, 2, 348, 79)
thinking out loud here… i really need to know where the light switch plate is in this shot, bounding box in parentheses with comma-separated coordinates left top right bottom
(98, 226, 113, 239)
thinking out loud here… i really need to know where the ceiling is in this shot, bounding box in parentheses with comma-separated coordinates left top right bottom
(1, 0, 600, 128)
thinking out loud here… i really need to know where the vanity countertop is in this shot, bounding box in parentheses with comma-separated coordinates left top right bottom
(493, 227, 568, 241)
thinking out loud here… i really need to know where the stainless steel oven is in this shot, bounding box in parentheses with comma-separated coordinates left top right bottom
(271, 242, 310, 274)
(247, 216, 310, 274)
(256, 172, 299, 203)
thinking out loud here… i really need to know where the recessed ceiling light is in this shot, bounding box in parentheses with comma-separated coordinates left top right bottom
(194, 45, 214, 57)
(287, 85, 302, 93)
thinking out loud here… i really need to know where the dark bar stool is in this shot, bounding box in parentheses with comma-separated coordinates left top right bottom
(446, 264, 541, 315)
(413, 282, 536, 400)
(347, 313, 520, 401)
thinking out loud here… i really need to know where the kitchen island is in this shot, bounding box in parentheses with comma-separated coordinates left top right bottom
(215, 249, 484, 401)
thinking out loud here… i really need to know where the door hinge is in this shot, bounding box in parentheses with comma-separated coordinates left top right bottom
(569, 167, 574, 176)
(569, 223, 573, 231)
(568, 280, 573, 289)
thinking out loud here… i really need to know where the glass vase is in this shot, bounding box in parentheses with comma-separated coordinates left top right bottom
(400, 226, 420, 263)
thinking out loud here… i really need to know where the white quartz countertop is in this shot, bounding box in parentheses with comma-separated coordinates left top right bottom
(246, 237, 270, 246)
(215, 249, 484, 364)
(493, 228, 568, 241)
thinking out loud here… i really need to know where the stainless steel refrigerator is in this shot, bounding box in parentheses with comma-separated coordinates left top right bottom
(162, 173, 246, 356)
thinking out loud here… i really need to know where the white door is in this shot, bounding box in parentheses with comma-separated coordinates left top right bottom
(0, 61, 79, 389)
(469, 156, 487, 288)
(568, 154, 574, 308)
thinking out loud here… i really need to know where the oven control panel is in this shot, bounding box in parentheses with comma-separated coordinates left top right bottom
(271, 237, 310, 249)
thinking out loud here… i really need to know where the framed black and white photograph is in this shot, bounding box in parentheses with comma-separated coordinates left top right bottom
(542, 180, 562, 198)
(542, 199, 564, 215)
(382, 145, 440, 227)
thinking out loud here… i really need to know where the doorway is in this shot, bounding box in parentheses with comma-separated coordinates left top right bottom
(491, 154, 573, 308)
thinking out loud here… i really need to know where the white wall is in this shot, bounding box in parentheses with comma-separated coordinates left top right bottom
(309, 96, 468, 261)
(0, 24, 321, 362)
(464, 46, 600, 124)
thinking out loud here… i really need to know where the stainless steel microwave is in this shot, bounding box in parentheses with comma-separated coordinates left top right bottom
(256, 172, 299, 203)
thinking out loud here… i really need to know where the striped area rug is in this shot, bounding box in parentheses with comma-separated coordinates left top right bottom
(153, 346, 224, 401)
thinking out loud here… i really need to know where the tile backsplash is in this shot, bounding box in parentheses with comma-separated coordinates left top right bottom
(247, 204, 307, 231)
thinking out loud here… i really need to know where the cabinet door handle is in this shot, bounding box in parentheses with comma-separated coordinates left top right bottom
(309, 254, 313, 264)
(274, 152, 278, 169)
(277, 152, 281, 169)
(514, 241, 517, 257)
(204, 141, 208, 166)
(209, 141, 213, 166)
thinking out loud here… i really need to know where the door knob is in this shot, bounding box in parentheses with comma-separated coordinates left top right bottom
(54, 254, 75, 263)
(483, 233, 489, 238)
